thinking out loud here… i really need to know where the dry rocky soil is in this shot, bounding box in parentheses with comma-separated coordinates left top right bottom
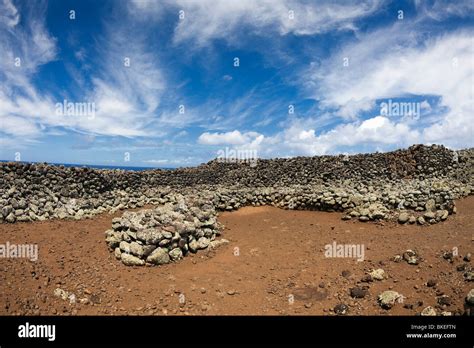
(0, 197, 473, 316)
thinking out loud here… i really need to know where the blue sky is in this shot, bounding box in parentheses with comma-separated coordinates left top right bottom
(0, 0, 473, 167)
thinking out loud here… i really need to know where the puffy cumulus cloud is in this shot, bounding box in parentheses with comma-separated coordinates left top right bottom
(202, 116, 421, 158)
(316, 116, 420, 149)
(278, 116, 420, 155)
(198, 130, 263, 146)
(306, 22, 474, 148)
(129, 0, 382, 47)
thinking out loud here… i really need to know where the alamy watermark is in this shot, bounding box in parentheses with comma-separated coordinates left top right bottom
(380, 99, 421, 120)
(18, 322, 55, 341)
(324, 241, 365, 262)
(0, 241, 38, 261)
(217, 147, 258, 167)
(55, 99, 95, 120)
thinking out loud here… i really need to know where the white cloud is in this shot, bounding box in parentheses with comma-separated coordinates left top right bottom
(198, 130, 262, 145)
(0, 1, 168, 143)
(414, 0, 474, 21)
(143, 159, 169, 164)
(78, 8, 167, 137)
(129, 0, 382, 47)
(306, 24, 474, 148)
(178, 0, 381, 46)
(0, 0, 20, 27)
(0, 0, 58, 146)
(202, 115, 422, 158)
(128, 0, 165, 17)
(143, 156, 196, 166)
(1, 114, 40, 136)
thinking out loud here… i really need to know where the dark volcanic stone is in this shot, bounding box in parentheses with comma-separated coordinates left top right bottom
(350, 287, 368, 299)
(437, 295, 452, 306)
(341, 270, 351, 278)
(334, 304, 349, 315)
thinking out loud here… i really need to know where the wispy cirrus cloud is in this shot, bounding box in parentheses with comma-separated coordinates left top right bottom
(0, 0, 57, 146)
(414, 0, 474, 21)
(0, 0, 19, 27)
(128, 0, 383, 48)
(71, 2, 168, 137)
(0, 0, 169, 144)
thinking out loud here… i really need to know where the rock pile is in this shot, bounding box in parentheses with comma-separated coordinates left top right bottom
(104, 194, 228, 266)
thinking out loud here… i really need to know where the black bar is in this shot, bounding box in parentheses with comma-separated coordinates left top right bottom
(0, 316, 472, 346)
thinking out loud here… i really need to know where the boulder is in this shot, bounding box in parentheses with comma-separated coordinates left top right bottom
(169, 248, 183, 261)
(121, 253, 145, 266)
(147, 248, 170, 265)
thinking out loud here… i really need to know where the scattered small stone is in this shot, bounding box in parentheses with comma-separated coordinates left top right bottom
(421, 306, 437, 316)
(464, 271, 474, 281)
(53, 288, 69, 301)
(341, 270, 351, 278)
(378, 291, 403, 309)
(437, 295, 452, 306)
(466, 289, 474, 305)
(392, 255, 402, 263)
(443, 251, 454, 261)
(90, 294, 101, 304)
(403, 250, 420, 265)
(68, 294, 76, 304)
(369, 269, 385, 281)
(334, 304, 348, 315)
(350, 287, 368, 299)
